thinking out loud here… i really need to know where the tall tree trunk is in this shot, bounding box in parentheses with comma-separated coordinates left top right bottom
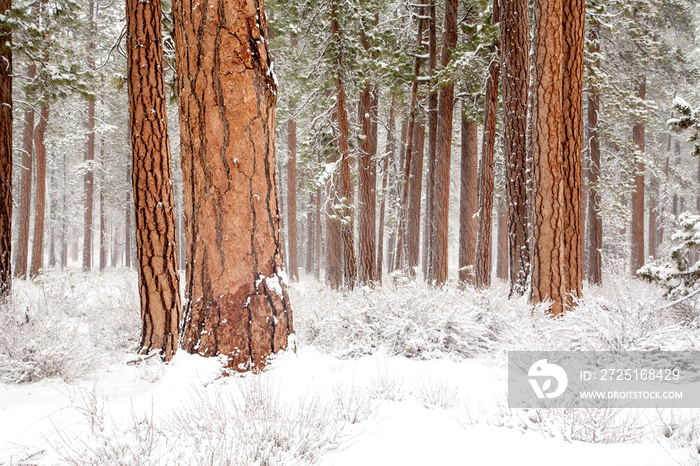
(287, 119, 298, 281)
(630, 77, 646, 275)
(83, 1, 96, 272)
(530, 0, 564, 315)
(407, 115, 425, 277)
(99, 143, 107, 271)
(127, 0, 182, 359)
(377, 93, 396, 283)
(305, 193, 314, 273)
(314, 181, 322, 280)
(0, 0, 11, 298)
(357, 83, 376, 284)
(15, 65, 36, 279)
(61, 151, 68, 268)
(431, 0, 458, 285)
(331, 1, 357, 289)
(586, 21, 602, 285)
(500, 0, 530, 295)
(560, 0, 584, 302)
(111, 226, 118, 267)
(423, 0, 438, 280)
(174, 0, 293, 370)
(649, 174, 658, 260)
(394, 9, 424, 274)
(458, 116, 478, 285)
(496, 200, 508, 280)
(475, 37, 500, 289)
(30, 103, 49, 278)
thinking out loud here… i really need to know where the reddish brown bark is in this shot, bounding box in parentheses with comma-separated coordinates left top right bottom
(560, 0, 584, 303)
(475, 44, 499, 289)
(83, 96, 95, 272)
(500, 0, 530, 295)
(0, 0, 10, 298)
(287, 119, 298, 281)
(630, 77, 646, 275)
(530, 0, 564, 315)
(407, 115, 425, 277)
(305, 192, 314, 273)
(357, 83, 376, 284)
(423, 0, 438, 280)
(127, 0, 182, 360)
(458, 118, 478, 285)
(432, 0, 457, 285)
(15, 65, 36, 279)
(496, 201, 508, 280)
(29, 103, 48, 278)
(174, 0, 293, 370)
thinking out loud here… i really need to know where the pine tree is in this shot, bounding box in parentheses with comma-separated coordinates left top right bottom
(174, 0, 294, 370)
(0, 0, 11, 299)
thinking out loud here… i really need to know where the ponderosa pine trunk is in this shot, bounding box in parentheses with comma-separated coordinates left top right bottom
(423, 0, 438, 280)
(287, 118, 298, 281)
(630, 77, 646, 275)
(125, 158, 132, 268)
(649, 174, 658, 260)
(407, 115, 425, 277)
(377, 93, 395, 283)
(458, 117, 478, 285)
(30, 102, 48, 278)
(500, 0, 530, 295)
(99, 177, 106, 271)
(83, 1, 96, 272)
(314, 181, 322, 280)
(530, 0, 564, 315)
(432, 0, 457, 285)
(0, 0, 11, 298)
(357, 83, 376, 284)
(127, 0, 182, 360)
(174, 0, 293, 370)
(586, 21, 602, 285)
(496, 200, 508, 280)
(305, 193, 314, 273)
(475, 23, 500, 289)
(388, 119, 407, 273)
(15, 64, 36, 279)
(60, 151, 68, 268)
(560, 0, 584, 303)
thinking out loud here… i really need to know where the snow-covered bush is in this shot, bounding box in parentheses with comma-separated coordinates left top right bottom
(639, 212, 700, 302)
(290, 280, 511, 359)
(0, 268, 140, 383)
(414, 376, 460, 409)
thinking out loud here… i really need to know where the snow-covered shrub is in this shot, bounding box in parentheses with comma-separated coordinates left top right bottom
(414, 376, 460, 409)
(369, 363, 406, 402)
(290, 280, 511, 359)
(657, 410, 700, 461)
(549, 407, 646, 444)
(639, 212, 700, 302)
(332, 381, 374, 424)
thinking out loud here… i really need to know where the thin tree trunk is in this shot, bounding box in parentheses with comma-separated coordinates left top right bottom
(377, 93, 396, 283)
(530, 0, 564, 315)
(83, 0, 96, 272)
(649, 174, 658, 260)
(287, 119, 298, 281)
(30, 102, 49, 278)
(127, 0, 182, 359)
(314, 181, 322, 280)
(15, 65, 36, 279)
(99, 142, 107, 271)
(174, 0, 293, 370)
(407, 115, 425, 277)
(586, 21, 602, 285)
(432, 0, 458, 285)
(630, 77, 646, 275)
(475, 37, 500, 289)
(423, 0, 438, 280)
(306, 193, 314, 273)
(496, 200, 508, 280)
(500, 0, 530, 295)
(458, 117, 478, 285)
(0, 0, 11, 298)
(560, 0, 584, 301)
(61, 151, 68, 269)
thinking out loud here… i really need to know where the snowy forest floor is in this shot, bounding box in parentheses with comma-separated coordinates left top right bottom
(2, 269, 700, 465)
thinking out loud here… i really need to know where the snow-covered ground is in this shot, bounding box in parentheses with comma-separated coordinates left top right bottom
(1, 269, 700, 465)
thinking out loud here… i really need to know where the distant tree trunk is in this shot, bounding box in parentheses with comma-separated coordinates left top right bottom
(0, 0, 11, 298)
(125, 159, 132, 268)
(61, 151, 68, 268)
(15, 65, 36, 279)
(530, 0, 564, 315)
(475, 39, 500, 289)
(305, 193, 314, 273)
(630, 77, 646, 275)
(432, 0, 458, 285)
(314, 182, 322, 280)
(30, 102, 49, 278)
(458, 117, 478, 285)
(83, 1, 96, 272)
(377, 93, 396, 283)
(423, 0, 438, 280)
(388, 119, 407, 273)
(111, 226, 118, 267)
(586, 21, 602, 285)
(407, 115, 425, 277)
(649, 174, 658, 260)
(496, 201, 508, 280)
(49, 166, 57, 267)
(174, 0, 293, 370)
(560, 0, 584, 301)
(127, 0, 182, 359)
(287, 119, 299, 281)
(99, 143, 107, 271)
(500, 0, 530, 295)
(394, 10, 424, 274)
